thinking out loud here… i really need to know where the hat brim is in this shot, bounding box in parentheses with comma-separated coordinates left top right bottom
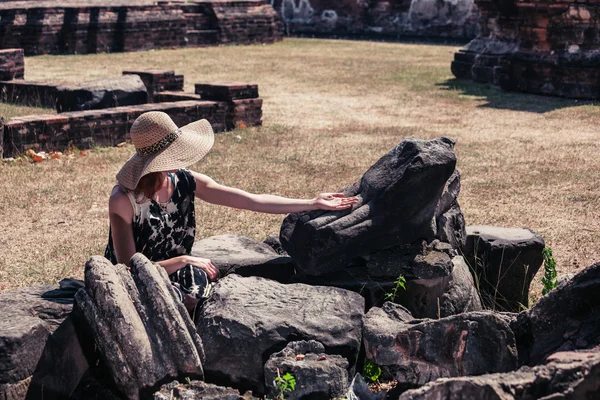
(116, 119, 214, 190)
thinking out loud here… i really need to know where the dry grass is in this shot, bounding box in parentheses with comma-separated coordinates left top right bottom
(1, 38, 599, 297)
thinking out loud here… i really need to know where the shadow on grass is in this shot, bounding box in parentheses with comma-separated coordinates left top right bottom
(438, 79, 592, 114)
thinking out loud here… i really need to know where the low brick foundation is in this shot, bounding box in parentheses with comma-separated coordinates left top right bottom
(0, 80, 58, 108)
(1, 80, 264, 158)
(3, 100, 228, 157)
(0, 0, 282, 56)
(196, 82, 261, 129)
(0, 48, 24, 80)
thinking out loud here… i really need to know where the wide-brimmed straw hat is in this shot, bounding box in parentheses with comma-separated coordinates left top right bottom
(116, 111, 214, 190)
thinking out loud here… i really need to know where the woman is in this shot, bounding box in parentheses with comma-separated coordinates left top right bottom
(105, 111, 358, 312)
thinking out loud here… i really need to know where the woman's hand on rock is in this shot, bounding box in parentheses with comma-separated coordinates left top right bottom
(314, 193, 359, 211)
(186, 256, 220, 281)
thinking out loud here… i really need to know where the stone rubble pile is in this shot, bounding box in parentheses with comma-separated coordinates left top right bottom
(1, 136, 598, 400)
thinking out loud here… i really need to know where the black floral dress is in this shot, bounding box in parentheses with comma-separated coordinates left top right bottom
(105, 169, 211, 302)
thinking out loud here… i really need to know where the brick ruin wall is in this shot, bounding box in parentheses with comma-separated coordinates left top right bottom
(452, 0, 600, 99)
(0, 76, 263, 158)
(270, 0, 480, 39)
(0, 48, 24, 80)
(0, 0, 282, 56)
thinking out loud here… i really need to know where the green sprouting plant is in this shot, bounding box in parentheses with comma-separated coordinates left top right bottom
(273, 370, 296, 400)
(385, 274, 407, 302)
(363, 359, 382, 383)
(541, 247, 558, 295)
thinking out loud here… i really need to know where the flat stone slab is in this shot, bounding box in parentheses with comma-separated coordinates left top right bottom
(191, 235, 294, 282)
(197, 275, 364, 394)
(466, 225, 541, 244)
(56, 75, 148, 112)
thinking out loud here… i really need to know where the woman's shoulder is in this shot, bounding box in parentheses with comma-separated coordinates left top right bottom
(109, 185, 135, 219)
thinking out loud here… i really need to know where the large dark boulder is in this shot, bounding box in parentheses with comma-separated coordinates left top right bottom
(363, 302, 517, 390)
(264, 340, 349, 400)
(280, 137, 459, 277)
(463, 225, 545, 312)
(0, 284, 74, 400)
(196, 274, 364, 395)
(399, 349, 600, 400)
(512, 262, 600, 366)
(74, 255, 205, 400)
(55, 75, 148, 112)
(191, 234, 295, 283)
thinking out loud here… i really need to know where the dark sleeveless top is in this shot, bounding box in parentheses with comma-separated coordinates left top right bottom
(105, 168, 196, 264)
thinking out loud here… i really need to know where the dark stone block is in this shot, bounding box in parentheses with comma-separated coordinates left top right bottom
(195, 83, 259, 101)
(56, 75, 149, 112)
(280, 137, 458, 277)
(463, 225, 545, 312)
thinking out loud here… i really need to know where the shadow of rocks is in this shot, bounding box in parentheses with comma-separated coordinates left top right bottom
(437, 78, 589, 113)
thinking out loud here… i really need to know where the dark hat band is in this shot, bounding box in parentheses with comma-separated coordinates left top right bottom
(136, 129, 182, 156)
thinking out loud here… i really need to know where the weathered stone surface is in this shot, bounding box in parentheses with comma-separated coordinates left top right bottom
(463, 225, 545, 312)
(191, 234, 295, 283)
(281, 137, 458, 277)
(0, 284, 74, 396)
(399, 349, 600, 400)
(437, 203, 466, 250)
(56, 75, 148, 112)
(264, 340, 349, 400)
(197, 274, 364, 394)
(263, 235, 288, 256)
(154, 380, 257, 400)
(300, 248, 481, 317)
(363, 303, 517, 390)
(512, 262, 600, 367)
(434, 171, 466, 250)
(74, 254, 205, 400)
(382, 251, 481, 318)
(440, 256, 482, 316)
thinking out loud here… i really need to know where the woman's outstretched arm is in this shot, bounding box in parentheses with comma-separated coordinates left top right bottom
(192, 171, 359, 213)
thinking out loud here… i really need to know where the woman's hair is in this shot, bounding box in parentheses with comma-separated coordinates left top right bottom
(133, 172, 162, 201)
